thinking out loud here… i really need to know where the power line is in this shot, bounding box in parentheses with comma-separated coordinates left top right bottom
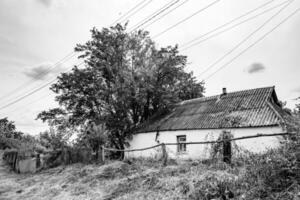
(8, 0, 151, 103)
(197, 0, 292, 78)
(0, 51, 77, 103)
(0, 62, 85, 111)
(153, 0, 221, 38)
(180, 0, 291, 51)
(110, 0, 150, 26)
(141, 0, 190, 30)
(0, 0, 155, 112)
(4, 93, 53, 118)
(118, 0, 154, 25)
(129, 0, 180, 32)
(179, 0, 276, 50)
(203, 7, 300, 81)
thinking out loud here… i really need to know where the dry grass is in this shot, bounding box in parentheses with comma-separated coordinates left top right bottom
(1, 148, 300, 200)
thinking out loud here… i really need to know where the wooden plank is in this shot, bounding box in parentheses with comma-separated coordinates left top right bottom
(161, 143, 168, 166)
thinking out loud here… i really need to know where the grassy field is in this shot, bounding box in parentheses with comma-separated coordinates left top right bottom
(1, 149, 299, 200)
(0, 151, 240, 200)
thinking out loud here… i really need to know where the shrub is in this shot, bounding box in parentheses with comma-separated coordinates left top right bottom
(240, 134, 300, 199)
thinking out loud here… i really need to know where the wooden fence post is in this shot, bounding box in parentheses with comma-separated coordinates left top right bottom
(161, 143, 168, 166)
(12, 152, 17, 170)
(98, 146, 105, 164)
(62, 148, 67, 165)
(223, 137, 231, 164)
(98, 146, 103, 164)
(102, 146, 105, 163)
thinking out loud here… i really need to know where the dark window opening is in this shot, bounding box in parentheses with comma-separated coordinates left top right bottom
(177, 135, 186, 153)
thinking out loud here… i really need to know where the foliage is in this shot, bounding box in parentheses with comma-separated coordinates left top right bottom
(234, 112, 300, 199)
(36, 108, 67, 128)
(240, 149, 299, 199)
(37, 24, 205, 151)
(75, 122, 108, 151)
(210, 131, 233, 159)
(0, 117, 23, 140)
(0, 117, 38, 150)
(38, 128, 68, 150)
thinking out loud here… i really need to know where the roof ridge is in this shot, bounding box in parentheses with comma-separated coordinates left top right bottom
(180, 86, 274, 105)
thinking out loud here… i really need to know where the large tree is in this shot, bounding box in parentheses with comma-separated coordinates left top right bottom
(37, 24, 204, 150)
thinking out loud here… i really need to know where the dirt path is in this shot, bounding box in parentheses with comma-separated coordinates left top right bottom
(0, 151, 106, 200)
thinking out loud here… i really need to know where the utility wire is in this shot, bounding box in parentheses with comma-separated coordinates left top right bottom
(141, 0, 190, 30)
(180, 0, 290, 51)
(110, 0, 150, 26)
(0, 62, 85, 111)
(203, 7, 300, 81)
(129, 0, 180, 32)
(197, 0, 292, 78)
(0, 51, 77, 103)
(180, 0, 276, 50)
(0, 0, 155, 111)
(5, 93, 53, 117)
(153, 0, 221, 38)
(118, 0, 154, 25)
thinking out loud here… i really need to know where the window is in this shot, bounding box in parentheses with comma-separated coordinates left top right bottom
(177, 135, 186, 153)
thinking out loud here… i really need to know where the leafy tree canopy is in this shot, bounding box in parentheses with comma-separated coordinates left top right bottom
(0, 117, 23, 139)
(37, 24, 205, 150)
(37, 128, 68, 150)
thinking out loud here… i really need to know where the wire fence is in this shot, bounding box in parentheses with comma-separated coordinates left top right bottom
(99, 132, 291, 166)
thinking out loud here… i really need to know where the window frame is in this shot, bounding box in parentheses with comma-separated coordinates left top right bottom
(177, 135, 187, 153)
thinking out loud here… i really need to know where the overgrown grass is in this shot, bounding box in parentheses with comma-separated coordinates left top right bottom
(2, 136, 300, 200)
(101, 140, 300, 200)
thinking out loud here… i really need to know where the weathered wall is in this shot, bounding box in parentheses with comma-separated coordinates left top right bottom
(18, 158, 37, 173)
(2, 149, 37, 173)
(125, 126, 284, 159)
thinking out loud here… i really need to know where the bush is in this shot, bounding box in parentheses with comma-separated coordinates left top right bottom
(239, 135, 300, 199)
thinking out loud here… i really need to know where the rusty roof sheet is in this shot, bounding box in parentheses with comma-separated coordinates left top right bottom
(137, 86, 286, 133)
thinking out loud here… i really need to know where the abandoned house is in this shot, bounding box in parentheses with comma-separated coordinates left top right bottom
(125, 86, 288, 159)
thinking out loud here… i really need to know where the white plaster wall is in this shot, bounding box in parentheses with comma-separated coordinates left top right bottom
(125, 126, 284, 159)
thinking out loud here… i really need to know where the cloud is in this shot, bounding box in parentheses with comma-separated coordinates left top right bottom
(292, 86, 300, 94)
(24, 62, 65, 80)
(246, 63, 266, 74)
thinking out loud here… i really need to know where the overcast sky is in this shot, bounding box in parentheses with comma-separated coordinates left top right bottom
(0, 0, 299, 135)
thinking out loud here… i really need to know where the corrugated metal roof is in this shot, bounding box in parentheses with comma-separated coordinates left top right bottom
(137, 86, 286, 133)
